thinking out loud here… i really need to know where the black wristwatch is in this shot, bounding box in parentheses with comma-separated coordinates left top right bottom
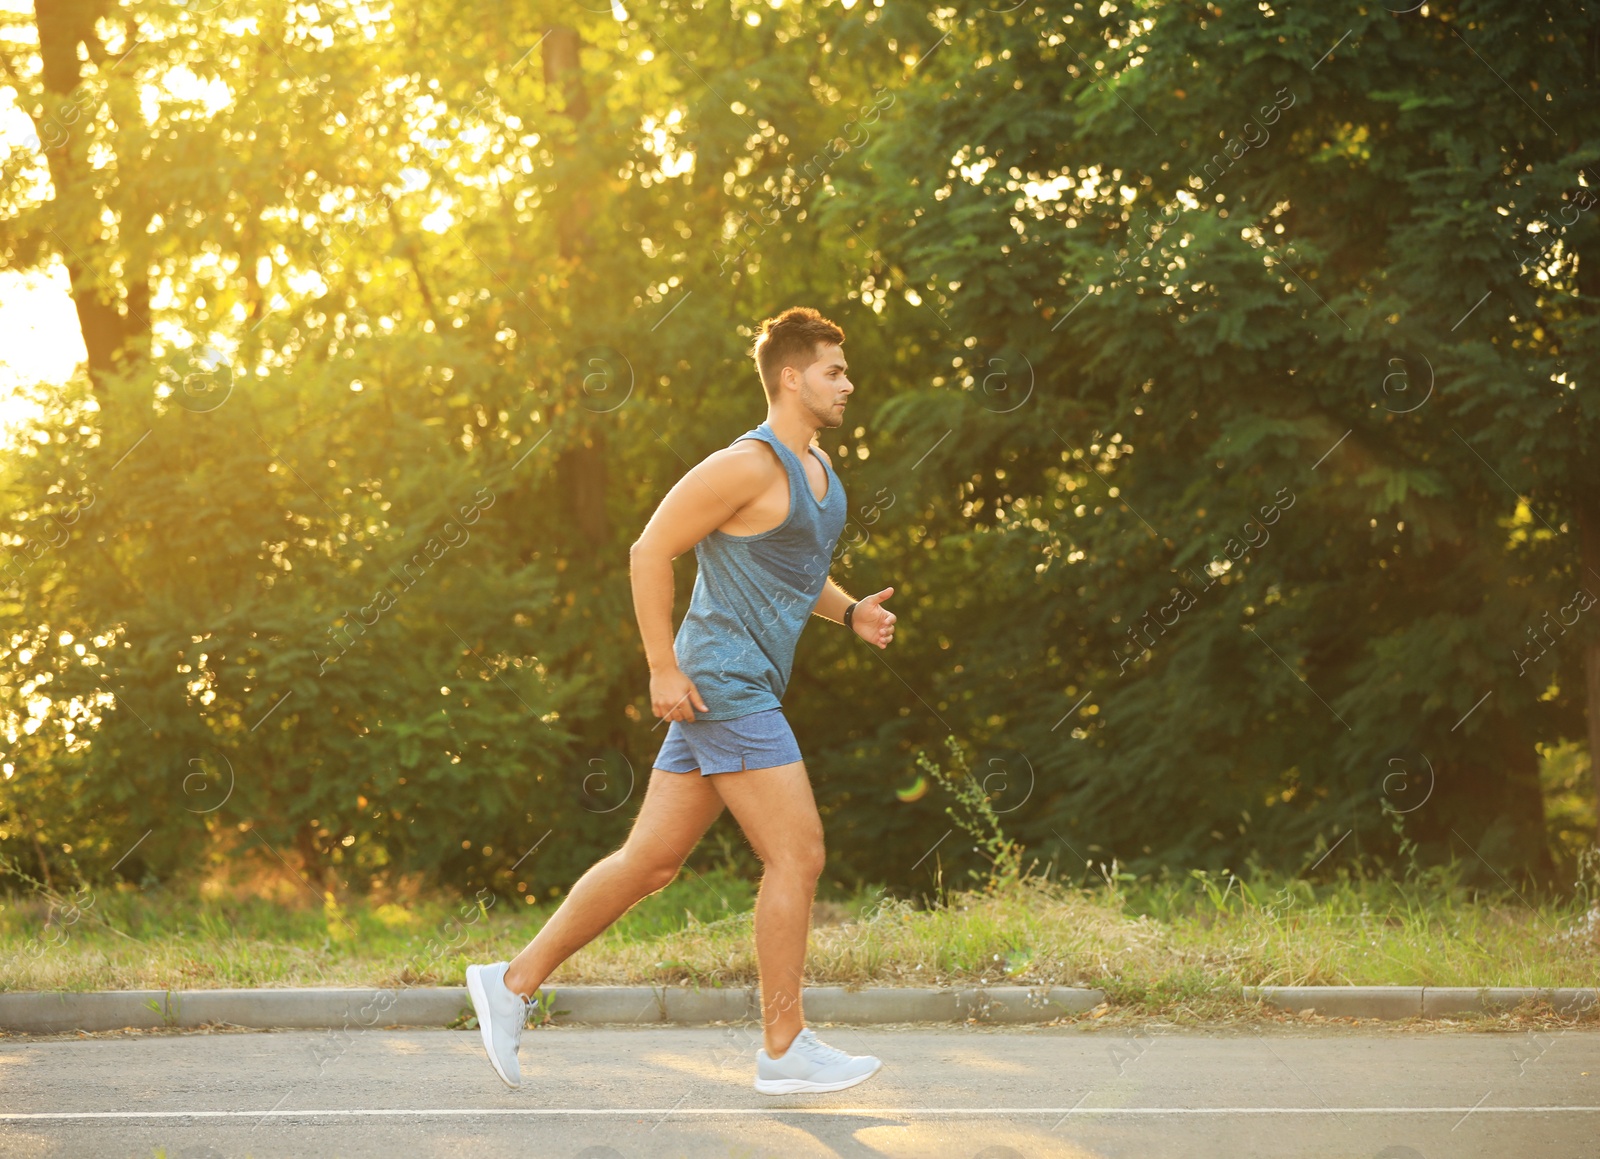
(843, 600, 859, 631)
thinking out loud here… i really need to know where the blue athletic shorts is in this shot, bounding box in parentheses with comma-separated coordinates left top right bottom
(653, 707, 803, 775)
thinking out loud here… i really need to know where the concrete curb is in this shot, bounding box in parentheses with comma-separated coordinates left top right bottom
(1243, 986, 1600, 1019)
(0, 985, 1104, 1034)
(1, 985, 1594, 1034)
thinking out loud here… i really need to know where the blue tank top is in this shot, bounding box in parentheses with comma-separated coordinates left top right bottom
(673, 421, 849, 720)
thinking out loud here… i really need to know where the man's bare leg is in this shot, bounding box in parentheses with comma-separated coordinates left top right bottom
(708, 759, 824, 1058)
(502, 767, 725, 998)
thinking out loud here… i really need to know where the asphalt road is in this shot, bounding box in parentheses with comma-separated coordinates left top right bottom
(2, 1023, 1598, 1158)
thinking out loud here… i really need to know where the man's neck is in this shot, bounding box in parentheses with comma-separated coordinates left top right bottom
(764, 409, 820, 460)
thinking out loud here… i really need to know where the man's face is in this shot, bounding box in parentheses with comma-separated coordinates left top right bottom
(793, 343, 853, 428)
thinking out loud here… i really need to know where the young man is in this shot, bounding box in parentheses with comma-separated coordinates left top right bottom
(466, 306, 898, 1095)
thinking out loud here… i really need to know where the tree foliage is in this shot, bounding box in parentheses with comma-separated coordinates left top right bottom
(1, 0, 1596, 898)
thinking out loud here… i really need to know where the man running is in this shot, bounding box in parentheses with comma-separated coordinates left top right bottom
(467, 306, 898, 1095)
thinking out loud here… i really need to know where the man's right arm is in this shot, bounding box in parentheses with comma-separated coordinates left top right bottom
(629, 445, 768, 723)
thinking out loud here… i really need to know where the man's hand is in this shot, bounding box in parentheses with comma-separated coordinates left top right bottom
(851, 587, 897, 649)
(651, 665, 709, 722)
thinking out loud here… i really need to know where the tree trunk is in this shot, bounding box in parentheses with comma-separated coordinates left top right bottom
(1587, 645, 1600, 844)
(542, 25, 594, 265)
(1576, 193, 1600, 844)
(295, 821, 328, 892)
(31, 830, 54, 892)
(1580, 504, 1600, 843)
(543, 25, 610, 554)
(31, 0, 149, 389)
(1410, 749, 1552, 886)
(559, 431, 611, 551)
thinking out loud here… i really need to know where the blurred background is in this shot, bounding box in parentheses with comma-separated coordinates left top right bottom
(1, 0, 1596, 915)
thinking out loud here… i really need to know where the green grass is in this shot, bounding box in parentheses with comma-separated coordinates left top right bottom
(5, 863, 1599, 1014)
(0, 863, 758, 992)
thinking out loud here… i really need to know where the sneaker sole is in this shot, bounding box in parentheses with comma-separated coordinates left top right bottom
(754, 1061, 882, 1096)
(465, 966, 520, 1090)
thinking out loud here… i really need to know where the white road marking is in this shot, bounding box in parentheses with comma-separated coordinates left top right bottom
(6, 1107, 1600, 1121)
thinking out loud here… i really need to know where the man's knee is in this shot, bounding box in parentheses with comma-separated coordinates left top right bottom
(644, 862, 681, 894)
(769, 838, 825, 882)
(800, 843, 826, 881)
(619, 849, 681, 894)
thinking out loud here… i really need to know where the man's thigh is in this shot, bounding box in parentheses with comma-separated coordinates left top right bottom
(620, 766, 727, 867)
(709, 760, 823, 866)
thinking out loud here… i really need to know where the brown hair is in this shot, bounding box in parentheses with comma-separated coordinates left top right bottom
(751, 307, 845, 402)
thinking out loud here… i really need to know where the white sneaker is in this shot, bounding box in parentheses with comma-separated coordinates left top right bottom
(465, 961, 527, 1088)
(754, 1027, 883, 1095)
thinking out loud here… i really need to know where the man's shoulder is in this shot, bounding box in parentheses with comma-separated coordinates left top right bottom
(704, 436, 784, 475)
(677, 439, 784, 510)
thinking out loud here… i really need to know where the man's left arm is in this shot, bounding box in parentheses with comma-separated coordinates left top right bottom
(812, 577, 896, 648)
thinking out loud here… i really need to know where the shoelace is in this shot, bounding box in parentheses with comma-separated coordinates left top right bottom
(791, 1030, 851, 1066)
